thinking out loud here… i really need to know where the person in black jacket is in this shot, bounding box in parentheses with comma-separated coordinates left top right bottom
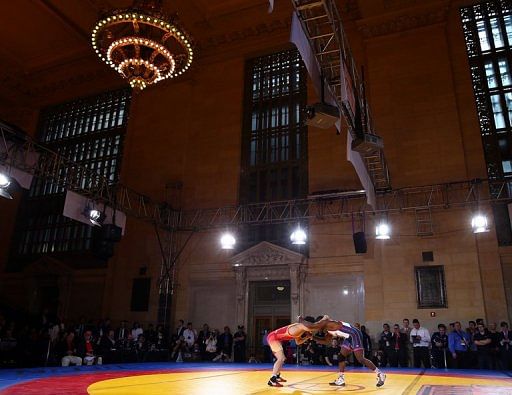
(473, 323, 492, 369)
(214, 326, 233, 362)
(360, 325, 373, 361)
(431, 324, 449, 368)
(378, 324, 393, 367)
(498, 321, 512, 369)
(233, 325, 247, 362)
(388, 324, 408, 367)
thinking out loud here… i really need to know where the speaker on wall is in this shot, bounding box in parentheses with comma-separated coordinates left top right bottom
(353, 231, 367, 254)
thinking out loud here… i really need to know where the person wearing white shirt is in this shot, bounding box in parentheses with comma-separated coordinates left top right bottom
(183, 322, 197, 349)
(410, 319, 431, 368)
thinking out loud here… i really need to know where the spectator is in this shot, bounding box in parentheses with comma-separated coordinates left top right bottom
(410, 319, 431, 368)
(176, 320, 186, 338)
(215, 326, 233, 362)
(473, 322, 492, 369)
(77, 330, 102, 366)
(402, 318, 412, 367)
(360, 325, 373, 361)
(233, 325, 247, 363)
(135, 334, 148, 362)
(324, 338, 341, 366)
(115, 320, 128, 341)
(389, 324, 408, 367)
(431, 324, 449, 368)
(131, 322, 143, 340)
(498, 321, 512, 369)
(60, 330, 82, 367)
(488, 322, 499, 369)
(448, 321, 471, 369)
(183, 322, 197, 350)
(99, 329, 118, 364)
(204, 330, 218, 361)
(378, 323, 393, 367)
(197, 324, 210, 359)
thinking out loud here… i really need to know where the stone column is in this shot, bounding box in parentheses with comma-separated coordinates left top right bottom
(289, 263, 300, 319)
(234, 266, 247, 328)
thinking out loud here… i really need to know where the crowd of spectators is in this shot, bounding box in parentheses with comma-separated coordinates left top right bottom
(1, 311, 511, 371)
(294, 318, 512, 371)
(0, 311, 248, 368)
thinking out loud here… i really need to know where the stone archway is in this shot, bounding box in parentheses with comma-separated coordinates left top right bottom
(230, 241, 307, 329)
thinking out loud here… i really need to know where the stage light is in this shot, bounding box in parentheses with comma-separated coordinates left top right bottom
(220, 232, 236, 250)
(290, 226, 307, 245)
(375, 222, 391, 239)
(0, 173, 13, 199)
(471, 214, 489, 234)
(83, 207, 106, 226)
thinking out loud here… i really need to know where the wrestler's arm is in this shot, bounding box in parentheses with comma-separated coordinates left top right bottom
(297, 315, 330, 331)
(312, 333, 333, 345)
(295, 333, 312, 345)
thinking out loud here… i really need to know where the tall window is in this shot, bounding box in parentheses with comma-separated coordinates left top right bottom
(415, 265, 447, 309)
(461, 1, 512, 245)
(9, 89, 131, 269)
(240, 49, 308, 249)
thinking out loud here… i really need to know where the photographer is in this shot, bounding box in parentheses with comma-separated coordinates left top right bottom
(204, 330, 218, 361)
(410, 319, 431, 368)
(431, 324, 448, 368)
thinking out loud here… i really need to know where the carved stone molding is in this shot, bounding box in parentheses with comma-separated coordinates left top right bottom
(198, 18, 291, 51)
(357, 6, 449, 38)
(230, 241, 306, 267)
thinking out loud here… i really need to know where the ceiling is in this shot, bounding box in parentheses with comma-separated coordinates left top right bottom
(0, 0, 450, 109)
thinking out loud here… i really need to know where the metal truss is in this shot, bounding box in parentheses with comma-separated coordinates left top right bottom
(2, 120, 511, 234)
(291, 0, 391, 190)
(0, 120, 172, 227)
(170, 179, 512, 230)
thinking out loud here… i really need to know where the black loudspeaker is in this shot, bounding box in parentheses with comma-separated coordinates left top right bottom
(353, 231, 367, 254)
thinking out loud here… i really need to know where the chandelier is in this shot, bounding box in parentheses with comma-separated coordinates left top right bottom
(91, 0, 193, 90)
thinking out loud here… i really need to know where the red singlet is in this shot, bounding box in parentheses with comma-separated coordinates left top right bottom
(268, 325, 294, 341)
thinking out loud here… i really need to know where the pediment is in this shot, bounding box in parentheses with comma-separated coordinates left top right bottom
(230, 241, 306, 267)
(23, 256, 73, 276)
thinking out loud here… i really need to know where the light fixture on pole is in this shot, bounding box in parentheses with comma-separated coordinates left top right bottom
(220, 232, 236, 250)
(471, 213, 489, 233)
(0, 172, 13, 200)
(290, 225, 307, 245)
(375, 222, 391, 239)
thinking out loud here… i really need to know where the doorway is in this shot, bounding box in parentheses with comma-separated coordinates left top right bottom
(249, 281, 291, 360)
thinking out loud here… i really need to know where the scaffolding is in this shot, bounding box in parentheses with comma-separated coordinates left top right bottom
(2, 120, 511, 233)
(291, 0, 391, 191)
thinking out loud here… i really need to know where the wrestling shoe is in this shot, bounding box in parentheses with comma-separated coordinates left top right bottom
(268, 377, 283, 387)
(276, 376, 287, 382)
(329, 375, 345, 387)
(376, 372, 386, 387)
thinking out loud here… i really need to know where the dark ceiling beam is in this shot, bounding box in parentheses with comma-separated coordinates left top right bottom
(34, 0, 91, 42)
